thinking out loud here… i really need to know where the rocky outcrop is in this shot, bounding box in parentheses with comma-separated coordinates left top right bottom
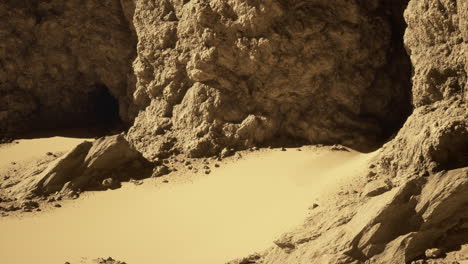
(10, 134, 151, 197)
(0, 0, 137, 136)
(126, 0, 412, 158)
(229, 0, 467, 263)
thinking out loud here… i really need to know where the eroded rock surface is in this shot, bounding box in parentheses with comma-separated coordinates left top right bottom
(127, 0, 412, 158)
(229, 0, 467, 263)
(10, 134, 151, 197)
(0, 0, 137, 135)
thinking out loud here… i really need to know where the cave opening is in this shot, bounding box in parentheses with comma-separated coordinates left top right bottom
(88, 84, 122, 127)
(359, 0, 414, 150)
(16, 84, 125, 140)
(56, 84, 125, 138)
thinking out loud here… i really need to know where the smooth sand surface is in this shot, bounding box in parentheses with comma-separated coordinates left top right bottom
(0, 140, 374, 264)
(0, 137, 92, 168)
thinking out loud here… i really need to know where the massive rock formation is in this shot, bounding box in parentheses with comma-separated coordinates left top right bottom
(1, 0, 412, 157)
(126, 0, 412, 158)
(229, 0, 467, 263)
(1, 0, 466, 263)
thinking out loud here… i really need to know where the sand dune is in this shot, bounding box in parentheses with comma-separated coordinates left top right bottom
(0, 139, 373, 264)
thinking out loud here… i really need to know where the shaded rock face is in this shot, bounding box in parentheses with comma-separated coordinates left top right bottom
(127, 0, 413, 158)
(0, 0, 137, 136)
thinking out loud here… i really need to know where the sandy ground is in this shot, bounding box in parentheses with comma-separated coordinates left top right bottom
(0, 138, 374, 264)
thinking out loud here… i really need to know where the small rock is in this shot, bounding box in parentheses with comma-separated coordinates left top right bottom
(36, 208, 41, 212)
(46, 152, 54, 156)
(187, 165, 193, 170)
(153, 165, 170, 177)
(309, 203, 319, 209)
(363, 179, 392, 197)
(425, 248, 443, 259)
(184, 161, 191, 166)
(369, 164, 376, 169)
(11, 162, 16, 165)
(281, 147, 286, 151)
(20, 200, 39, 210)
(203, 165, 210, 170)
(6, 205, 20, 212)
(297, 148, 302, 151)
(102, 178, 121, 189)
(1, 212, 9, 217)
(3, 175, 10, 180)
(205, 170, 211, 174)
(331, 145, 349, 151)
(162, 180, 169, 183)
(54, 204, 62, 208)
(193, 168, 199, 173)
(214, 164, 220, 168)
(220, 148, 234, 158)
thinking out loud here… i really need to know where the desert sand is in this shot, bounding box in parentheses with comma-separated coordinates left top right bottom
(0, 138, 372, 264)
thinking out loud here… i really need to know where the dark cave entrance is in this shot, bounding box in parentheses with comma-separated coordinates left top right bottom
(62, 84, 125, 138)
(360, 0, 414, 149)
(88, 85, 122, 126)
(19, 84, 125, 139)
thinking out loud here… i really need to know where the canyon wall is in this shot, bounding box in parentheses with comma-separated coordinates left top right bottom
(126, 0, 412, 158)
(1, 0, 467, 263)
(0, 0, 137, 135)
(229, 0, 467, 263)
(1, 0, 412, 157)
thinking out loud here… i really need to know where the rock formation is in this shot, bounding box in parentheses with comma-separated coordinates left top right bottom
(0, 0, 466, 263)
(10, 134, 151, 197)
(126, 0, 412, 158)
(229, 0, 467, 263)
(0, 0, 137, 135)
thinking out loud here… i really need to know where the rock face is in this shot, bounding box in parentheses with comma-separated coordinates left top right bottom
(127, 0, 412, 158)
(1, 0, 412, 157)
(0, 0, 137, 135)
(229, 0, 467, 263)
(1, 0, 466, 263)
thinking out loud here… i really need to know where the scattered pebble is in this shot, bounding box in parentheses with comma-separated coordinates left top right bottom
(425, 248, 443, 259)
(54, 204, 62, 208)
(297, 148, 302, 151)
(281, 147, 286, 151)
(11, 162, 16, 165)
(309, 203, 319, 210)
(331, 145, 349, 152)
(153, 165, 170, 177)
(46, 152, 54, 156)
(162, 180, 169, 183)
(214, 164, 220, 168)
(204, 170, 211, 174)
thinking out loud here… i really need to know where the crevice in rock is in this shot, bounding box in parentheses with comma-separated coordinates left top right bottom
(361, 0, 414, 146)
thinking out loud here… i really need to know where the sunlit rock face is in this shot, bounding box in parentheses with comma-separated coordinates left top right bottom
(127, 0, 413, 158)
(0, 0, 137, 135)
